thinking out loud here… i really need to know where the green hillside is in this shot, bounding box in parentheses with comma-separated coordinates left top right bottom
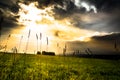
(0, 53, 120, 80)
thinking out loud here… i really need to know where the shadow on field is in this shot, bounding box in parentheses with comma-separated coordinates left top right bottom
(1, 52, 120, 60)
(70, 52, 120, 60)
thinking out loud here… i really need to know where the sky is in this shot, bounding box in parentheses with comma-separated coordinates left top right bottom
(0, 0, 120, 54)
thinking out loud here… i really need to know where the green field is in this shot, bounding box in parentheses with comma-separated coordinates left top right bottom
(0, 53, 120, 80)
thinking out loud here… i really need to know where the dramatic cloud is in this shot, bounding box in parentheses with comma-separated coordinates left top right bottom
(52, 0, 120, 33)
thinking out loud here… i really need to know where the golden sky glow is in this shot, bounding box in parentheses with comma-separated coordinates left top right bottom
(0, 2, 110, 54)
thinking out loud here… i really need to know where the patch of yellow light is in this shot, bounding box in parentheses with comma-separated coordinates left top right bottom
(17, 2, 54, 26)
(79, 36, 91, 42)
(92, 31, 110, 36)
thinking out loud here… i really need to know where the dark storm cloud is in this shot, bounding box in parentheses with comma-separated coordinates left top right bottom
(91, 33, 120, 41)
(0, 0, 20, 35)
(0, 6, 18, 28)
(0, 0, 19, 12)
(88, 0, 120, 12)
(72, 11, 120, 32)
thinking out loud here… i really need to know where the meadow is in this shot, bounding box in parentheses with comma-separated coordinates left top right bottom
(0, 52, 120, 80)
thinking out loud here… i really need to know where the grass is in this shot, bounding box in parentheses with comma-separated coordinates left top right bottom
(0, 53, 120, 80)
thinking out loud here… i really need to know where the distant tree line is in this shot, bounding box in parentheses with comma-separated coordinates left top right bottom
(37, 51, 55, 56)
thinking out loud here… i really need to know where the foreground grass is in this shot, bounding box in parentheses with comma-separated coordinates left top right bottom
(0, 53, 120, 80)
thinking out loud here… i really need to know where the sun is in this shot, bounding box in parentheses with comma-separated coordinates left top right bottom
(17, 2, 56, 37)
(18, 2, 54, 25)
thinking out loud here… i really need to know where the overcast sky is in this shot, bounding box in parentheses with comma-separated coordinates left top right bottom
(0, 0, 120, 54)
